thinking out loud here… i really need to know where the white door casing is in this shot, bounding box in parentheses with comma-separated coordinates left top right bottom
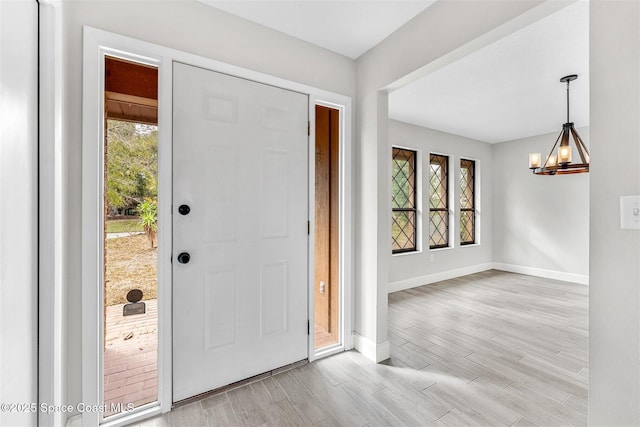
(172, 62, 309, 401)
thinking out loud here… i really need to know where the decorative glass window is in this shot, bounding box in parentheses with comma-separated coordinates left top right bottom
(391, 148, 417, 253)
(429, 154, 449, 249)
(460, 159, 476, 245)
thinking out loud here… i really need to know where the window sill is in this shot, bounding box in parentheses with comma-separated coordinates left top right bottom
(429, 246, 453, 252)
(392, 250, 422, 257)
(460, 243, 480, 248)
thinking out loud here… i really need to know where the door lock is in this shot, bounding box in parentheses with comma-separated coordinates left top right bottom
(178, 204, 191, 215)
(177, 252, 191, 264)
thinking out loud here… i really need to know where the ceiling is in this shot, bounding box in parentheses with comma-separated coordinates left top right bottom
(201, 0, 589, 144)
(200, 0, 436, 59)
(389, 0, 589, 143)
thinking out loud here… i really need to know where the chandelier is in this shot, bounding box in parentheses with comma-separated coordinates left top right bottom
(529, 74, 590, 175)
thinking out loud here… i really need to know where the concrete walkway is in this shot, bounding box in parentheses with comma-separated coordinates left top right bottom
(106, 231, 145, 239)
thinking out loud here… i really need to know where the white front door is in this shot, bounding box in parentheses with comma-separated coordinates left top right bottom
(172, 62, 309, 402)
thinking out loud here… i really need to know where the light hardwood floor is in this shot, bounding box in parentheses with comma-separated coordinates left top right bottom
(136, 270, 588, 426)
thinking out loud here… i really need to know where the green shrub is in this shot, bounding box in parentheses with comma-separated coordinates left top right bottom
(137, 198, 158, 248)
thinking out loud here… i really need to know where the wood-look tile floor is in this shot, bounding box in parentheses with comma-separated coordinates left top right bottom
(136, 270, 588, 427)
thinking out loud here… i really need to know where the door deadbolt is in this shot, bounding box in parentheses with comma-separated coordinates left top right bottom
(177, 252, 190, 264)
(178, 204, 191, 215)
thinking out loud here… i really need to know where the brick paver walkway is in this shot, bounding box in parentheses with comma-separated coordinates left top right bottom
(104, 299, 158, 417)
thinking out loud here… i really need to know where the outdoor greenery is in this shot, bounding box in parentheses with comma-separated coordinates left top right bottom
(106, 218, 143, 233)
(104, 120, 158, 306)
(106, 120, 158, 215)
(137, 198, 158, 248)
(391, 160, 412, 209)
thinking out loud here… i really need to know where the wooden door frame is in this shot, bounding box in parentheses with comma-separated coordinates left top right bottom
(82, 27, 353, 426)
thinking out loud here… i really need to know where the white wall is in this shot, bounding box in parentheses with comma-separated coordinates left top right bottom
(388, 120, 494, 291)
(354, 0, 547, 361)
(0, 1, 38, 426)
(493, 130, 589, 283)
(60, 0, 356, 415)
(589, 1, 640, 424)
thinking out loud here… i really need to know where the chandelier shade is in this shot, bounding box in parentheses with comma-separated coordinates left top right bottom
(529, 75, 590, 175)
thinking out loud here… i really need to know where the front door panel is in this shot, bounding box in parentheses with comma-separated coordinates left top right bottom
(172, 62, 309, 402)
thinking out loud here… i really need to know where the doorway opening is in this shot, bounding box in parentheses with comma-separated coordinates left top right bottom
(103, 56, 159, 419)
(314, 105, 341, 350)
(82, 28, 353, 425)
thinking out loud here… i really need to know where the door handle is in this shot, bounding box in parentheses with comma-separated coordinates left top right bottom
(177, 252, 191, 264)
(178, 204, 191, 215)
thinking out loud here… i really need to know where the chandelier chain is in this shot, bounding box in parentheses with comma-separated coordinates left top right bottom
(566, 80, 570, 124)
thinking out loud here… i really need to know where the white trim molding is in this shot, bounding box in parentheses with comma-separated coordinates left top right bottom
(309, 98, 354, 362)
(352, 334, 390, 363)
(388, 262, 588, 295)
(39, 1, 65, 426)
(493, 263, 589, 286)
(82, 27, 169, 427)
(388, 263, 494, 293)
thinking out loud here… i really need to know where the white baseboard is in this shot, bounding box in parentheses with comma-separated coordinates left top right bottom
(493, 262, 589, 285)
(388, 263, 494, 293)
(352, 333, 390, 362)
(388, 262, 588, 294)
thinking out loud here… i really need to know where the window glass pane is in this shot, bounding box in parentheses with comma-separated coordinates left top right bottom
(460, 159, 475, 245)
(392, 210, 416, 252)
(392, 148, 417, 253)
(429, 154, 447, 209)
(460, 159, 474, 209)
(429, 154, 449, 248)
(392, 149, 415, 209)
(429, 210, 448, 248)
(460, 210, 475, 244)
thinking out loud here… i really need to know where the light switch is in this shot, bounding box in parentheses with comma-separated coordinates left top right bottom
(620, 195, 640, 229)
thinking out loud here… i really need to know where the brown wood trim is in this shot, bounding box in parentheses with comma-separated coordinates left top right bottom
(105, 56, 158, 100)
(105, 91, 159, 108)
